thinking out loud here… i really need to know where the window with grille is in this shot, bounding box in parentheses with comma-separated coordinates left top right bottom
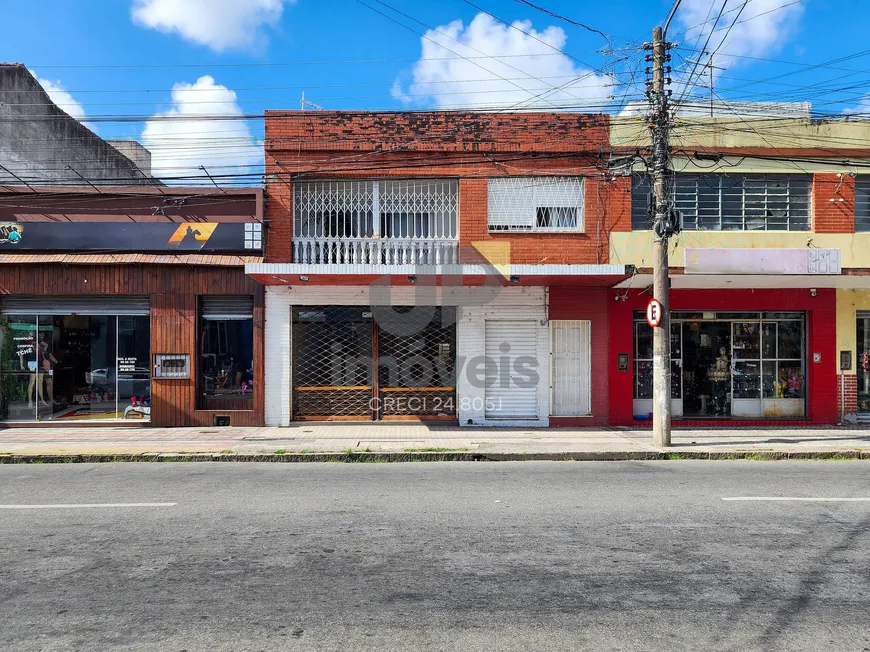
(630, 174, 811, 231)
(856, 178, 870, 232)
(293, 179, 458, 240)
(631, 174, 653, 230)
(488, 177, 585, 232)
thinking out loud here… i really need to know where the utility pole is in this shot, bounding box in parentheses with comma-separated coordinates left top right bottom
(647, 8, 678, 447)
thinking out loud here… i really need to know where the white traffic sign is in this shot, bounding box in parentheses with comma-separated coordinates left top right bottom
(646, 299, 663, 328)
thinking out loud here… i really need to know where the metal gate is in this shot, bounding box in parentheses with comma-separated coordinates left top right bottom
(376, 306, 456, 419)
(292, 307, 374, 419)
(291, 306, 456, 421)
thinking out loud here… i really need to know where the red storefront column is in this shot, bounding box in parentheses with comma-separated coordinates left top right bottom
(548, 287, 611, 426)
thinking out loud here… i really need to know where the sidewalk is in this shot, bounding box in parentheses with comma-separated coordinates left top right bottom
(1, 423, 870, 460)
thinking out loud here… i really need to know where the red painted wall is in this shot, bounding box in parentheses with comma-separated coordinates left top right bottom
(608, 288, 838, 426)
(548, 287, 610, 426)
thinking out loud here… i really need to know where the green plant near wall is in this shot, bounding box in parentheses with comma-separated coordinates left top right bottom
(0, 316, 13, 419)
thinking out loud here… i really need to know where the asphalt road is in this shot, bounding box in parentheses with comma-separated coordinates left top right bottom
(1, 461, 870, 651)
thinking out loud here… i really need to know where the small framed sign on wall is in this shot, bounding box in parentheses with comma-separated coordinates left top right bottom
(154, 354, 191, 379)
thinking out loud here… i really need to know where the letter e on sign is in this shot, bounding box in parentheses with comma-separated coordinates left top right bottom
(646, 299, 663, 328)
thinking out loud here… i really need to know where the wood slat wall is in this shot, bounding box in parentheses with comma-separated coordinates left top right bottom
(0, 264, 265, 427)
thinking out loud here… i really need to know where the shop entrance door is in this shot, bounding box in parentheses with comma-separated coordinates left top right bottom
(0, 298, 151, 422)
(680, 322, 732, 417)
(550, 320, 591, 416)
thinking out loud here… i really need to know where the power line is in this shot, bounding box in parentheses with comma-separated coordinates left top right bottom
(511, 0, 613, 42)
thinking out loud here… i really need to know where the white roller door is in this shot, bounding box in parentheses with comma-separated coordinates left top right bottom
(485, 320, 539, 419)
(550, 320, 591, 416)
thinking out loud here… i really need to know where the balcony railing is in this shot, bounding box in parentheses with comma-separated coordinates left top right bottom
(294, 237, 459, 265)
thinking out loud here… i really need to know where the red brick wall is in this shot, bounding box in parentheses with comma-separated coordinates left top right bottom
(263, 111, 615, 265)
(457, 177, 614, 265)
(265, 110, 609, 153)
(548, 287, 610, 426)
(837, 374, 857, 422)
(264, 153, 293, 263)
(609, 176, 633, 233)
(812, 173, 855, 233)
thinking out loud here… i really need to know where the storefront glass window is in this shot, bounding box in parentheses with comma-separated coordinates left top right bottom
(0, 314, 150, 421)
(633, 322, 681, 400)
(199, 318, 254, 408)
(632, 313, 805, 418)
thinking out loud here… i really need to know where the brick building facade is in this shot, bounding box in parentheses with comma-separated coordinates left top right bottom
(242, 110, 870, 428)
(250, 110, 630, 426)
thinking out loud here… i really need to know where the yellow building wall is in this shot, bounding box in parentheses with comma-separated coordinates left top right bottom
(611, 116, 870, 151)
(836, 290, 870, 376)
(610, 231, 870, 269)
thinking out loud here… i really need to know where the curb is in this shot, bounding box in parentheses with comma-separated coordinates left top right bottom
(1, 450, 869, 463)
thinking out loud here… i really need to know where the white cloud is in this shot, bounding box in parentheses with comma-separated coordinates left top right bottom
(394, 13, 613, 111)
(141, 75, 262, 184)
(676, 0, 804, 73)
(131, 0, 292, 52)
(30, 70, 90, 128)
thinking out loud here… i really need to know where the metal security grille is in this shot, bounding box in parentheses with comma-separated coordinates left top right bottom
(376, 306, 456, 418)
(0, 296, 151, 315)
(201, 296, 253, 320)
(293, 180, 458, 265)
(292, 307, 373, 419)
(488, 177, 584, 232)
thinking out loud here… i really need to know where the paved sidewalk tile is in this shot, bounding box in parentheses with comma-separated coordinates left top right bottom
(0, 423, 869, 457)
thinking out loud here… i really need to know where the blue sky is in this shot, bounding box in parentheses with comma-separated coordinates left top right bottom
(2, 0, 865, 182)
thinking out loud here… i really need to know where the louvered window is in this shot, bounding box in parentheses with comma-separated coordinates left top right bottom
(856, 178, 870, 232)
(488, 177, 585, 232)
(631, 174, 811, 231)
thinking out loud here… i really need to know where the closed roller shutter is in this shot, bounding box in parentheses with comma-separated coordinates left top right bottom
(485, 320, 538, 419)
(0, 296, 150, 316)
(550, 320, 591, 416)
(201, 296, 254, 320)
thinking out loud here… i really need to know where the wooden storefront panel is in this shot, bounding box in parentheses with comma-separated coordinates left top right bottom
(0, 264, 265, 427)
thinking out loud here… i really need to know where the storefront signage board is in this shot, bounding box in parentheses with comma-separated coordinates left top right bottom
(0, 222, 262, 252)
(685, 248, 841, 275)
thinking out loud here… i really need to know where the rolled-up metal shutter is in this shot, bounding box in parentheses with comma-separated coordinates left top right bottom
(484, 320, 539, 419)
(201, 296, 253, 320)
(0, 296, 150, 315)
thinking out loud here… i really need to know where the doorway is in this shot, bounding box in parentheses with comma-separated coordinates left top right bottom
(291, 306, 456, 420)
(681, 321, 732, 417)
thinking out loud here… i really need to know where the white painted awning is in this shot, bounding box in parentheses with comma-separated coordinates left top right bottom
(246, 263, 628, 277)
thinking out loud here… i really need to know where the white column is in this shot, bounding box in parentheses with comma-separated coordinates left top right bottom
(264, 287, 292, 426)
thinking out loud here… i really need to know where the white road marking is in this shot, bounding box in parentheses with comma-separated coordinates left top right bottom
(722, 497, 870, 502)
(0, 503, 177, 509)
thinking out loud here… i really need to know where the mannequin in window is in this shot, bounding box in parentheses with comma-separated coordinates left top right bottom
(28, 340, 57, 408)
(708, 347, 731, 416)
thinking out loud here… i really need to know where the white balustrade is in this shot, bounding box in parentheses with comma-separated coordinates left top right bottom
(293, 237, 459, 265)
